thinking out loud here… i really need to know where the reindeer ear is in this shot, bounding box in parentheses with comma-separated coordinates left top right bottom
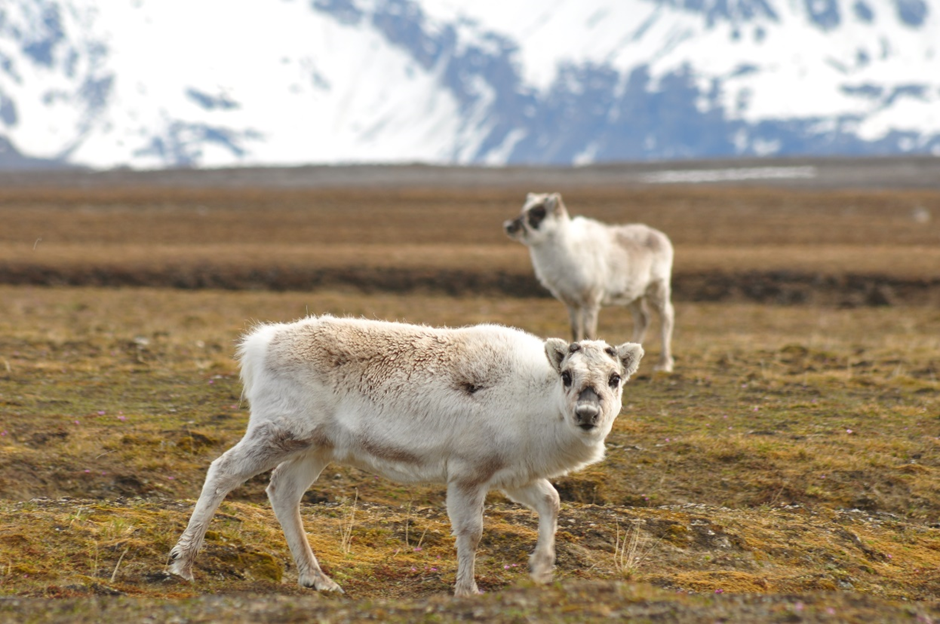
(544, 338, 569, 373)
(615, 343, 644, 379)
(544, 193, 557, 212)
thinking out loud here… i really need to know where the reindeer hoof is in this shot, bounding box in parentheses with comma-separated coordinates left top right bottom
(654, 360, 674, 373)
(529, 554, 555, 584)
(301, 573, 344, 593)
(454, 583, 482, 598)
(528, 565, 554, 584)
(167, 563, 194, 582)
(167, 548, 195, 581)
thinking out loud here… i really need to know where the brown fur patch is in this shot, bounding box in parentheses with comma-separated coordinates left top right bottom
(457, 455, 506, 490)
(358, 435, 421, 465)
(246, 423, 331, 465)
(270, 429, 314, 454)
(458, 381, 484, 395)
(324, 346, 350, 369)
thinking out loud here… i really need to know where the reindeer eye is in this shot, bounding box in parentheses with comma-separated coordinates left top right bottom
(608, 374, 621, 388)
(561, 371, 572, 388)
(527, 205, 547, 229)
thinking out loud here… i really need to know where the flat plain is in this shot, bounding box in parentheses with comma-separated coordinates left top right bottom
(0, 161, 938, 622)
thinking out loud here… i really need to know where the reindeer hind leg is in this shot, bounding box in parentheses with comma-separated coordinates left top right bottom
(168, 423, 306, 581)
(266, 453, 342, 592)
(647, 280, 675, 372)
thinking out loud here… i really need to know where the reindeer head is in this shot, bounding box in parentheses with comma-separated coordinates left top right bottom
(544, 338, 643, 437)
(504, 192, 569, 245)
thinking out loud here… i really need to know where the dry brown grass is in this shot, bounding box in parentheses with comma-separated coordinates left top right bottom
(0, 285, 937, 622)
(1, 184, 938, 244)
(1, 180, 939, 621)
(2, 186, 940, 280)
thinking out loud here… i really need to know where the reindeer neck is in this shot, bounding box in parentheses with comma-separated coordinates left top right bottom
(530, 411, 606, 477)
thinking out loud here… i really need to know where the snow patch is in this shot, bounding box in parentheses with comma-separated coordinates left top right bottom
(641, 166, 818, 184)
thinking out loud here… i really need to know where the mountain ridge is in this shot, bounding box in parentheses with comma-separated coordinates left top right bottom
(0, 0, 937, 169)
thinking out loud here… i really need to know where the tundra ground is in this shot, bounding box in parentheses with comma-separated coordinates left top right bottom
(0, 286, 938, 622)
(0, 174, 939, 622)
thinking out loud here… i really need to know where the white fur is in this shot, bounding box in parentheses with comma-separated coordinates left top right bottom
(505, 192, 675, 372)
(168, 316, 643, 597)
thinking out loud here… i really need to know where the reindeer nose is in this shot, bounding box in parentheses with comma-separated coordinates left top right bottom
(575, 387, 601, 429)
(575, 404, 600, 428)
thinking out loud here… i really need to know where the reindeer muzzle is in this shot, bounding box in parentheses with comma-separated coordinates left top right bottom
(575, 387, 601, 430)
(504, 217, 524, 236)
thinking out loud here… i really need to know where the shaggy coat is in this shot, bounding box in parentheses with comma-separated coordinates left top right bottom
(168, 316, 643, 597)
(505, 192, 675, 372)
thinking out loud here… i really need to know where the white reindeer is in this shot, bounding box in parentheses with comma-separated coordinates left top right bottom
(504, 192, 675, 372)
(168, 315, 643, 597)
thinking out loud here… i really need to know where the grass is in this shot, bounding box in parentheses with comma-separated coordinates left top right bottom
(0, 284, 938, 620)
(0, 180, 939, 621)
(339, 490, 359, 556)
(612, 519, 654, 579)
(2, 186, 940, 281)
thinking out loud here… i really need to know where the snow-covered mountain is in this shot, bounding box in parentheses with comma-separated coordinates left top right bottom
(0, 0, 938, 169)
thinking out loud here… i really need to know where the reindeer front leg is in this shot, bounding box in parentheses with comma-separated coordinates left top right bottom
(446, 481, 487, 597)
(581, 304, 601, 340)
(502, 479, 560, 583)
(564, 303, 584, 341)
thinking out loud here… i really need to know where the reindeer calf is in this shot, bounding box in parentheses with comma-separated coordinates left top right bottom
(505, 192, 675, 372)
(168, 316, 643, 597)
